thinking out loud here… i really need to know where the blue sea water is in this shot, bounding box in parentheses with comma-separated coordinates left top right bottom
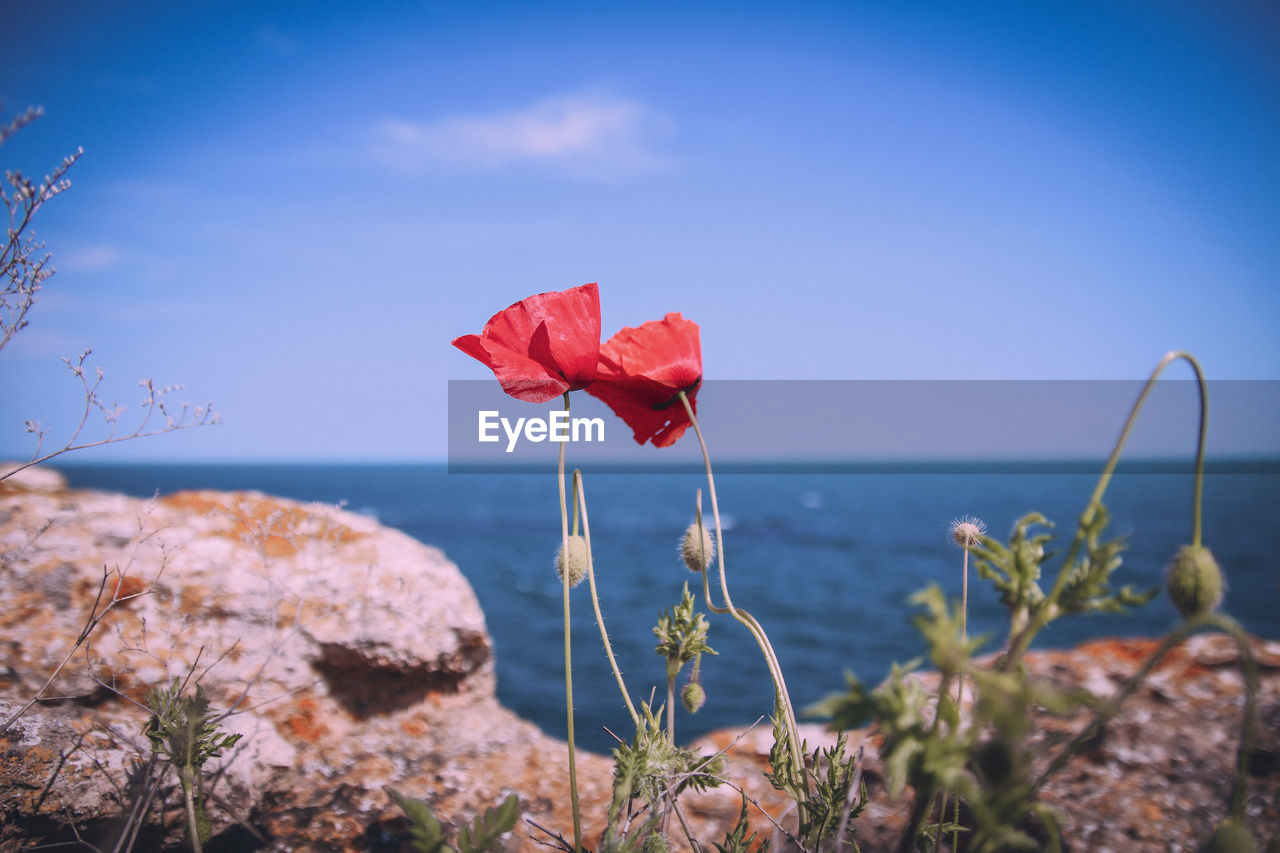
(53, 462, 1280, 754)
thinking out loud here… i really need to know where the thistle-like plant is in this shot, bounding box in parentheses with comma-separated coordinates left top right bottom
(653, 582, 716, 738)
(143, 679, 243, 852)
(810, 351, 1265, 849)
(607, 701, 726, 853)
(763, 709, 867, 852)
(385, 789, 521, 853)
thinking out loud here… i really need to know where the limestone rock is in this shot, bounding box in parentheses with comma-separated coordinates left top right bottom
(0, 471, 556, 851)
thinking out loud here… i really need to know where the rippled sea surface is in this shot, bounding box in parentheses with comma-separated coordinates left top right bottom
(56, 462, 1280, 753)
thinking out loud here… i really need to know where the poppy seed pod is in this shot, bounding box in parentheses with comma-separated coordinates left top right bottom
(1198, 819, 1258, 853)
(1166, 544, 1224, 619)
(681, 680, 706, 713)
(681, 522, 715, 572)
(555, 535, 590, 588)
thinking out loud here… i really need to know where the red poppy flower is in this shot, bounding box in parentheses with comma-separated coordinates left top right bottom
(452, 282, 601, 403)
(586, 312, 702, 447)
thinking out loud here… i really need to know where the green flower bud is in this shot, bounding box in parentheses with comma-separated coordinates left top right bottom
(1166, 544, 1224, 619)
(681, 680, 706, 713)
(1199, 819, 1258, 853)
(681, 522, 715, 572)
(555, 535, 589, 588)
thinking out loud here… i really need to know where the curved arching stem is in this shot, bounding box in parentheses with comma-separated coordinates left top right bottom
(677, 391, 805, 773)
(574, 469, 640, 727)
(1005, 351, 1209, 667)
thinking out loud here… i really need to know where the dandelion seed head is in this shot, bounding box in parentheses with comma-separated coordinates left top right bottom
(950, 516, 986, 549)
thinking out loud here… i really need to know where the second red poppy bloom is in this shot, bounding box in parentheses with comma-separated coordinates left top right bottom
(586, 312, 702, 448)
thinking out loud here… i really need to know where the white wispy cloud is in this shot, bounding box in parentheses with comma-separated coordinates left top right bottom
(370, 92, 673, 180)
(58, 243, 125, 272)
(255, 26, 297, 57)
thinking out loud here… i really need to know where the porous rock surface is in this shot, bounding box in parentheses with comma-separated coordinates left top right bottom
(1, 466, 1276, 852)
(0, 466, 613, 852)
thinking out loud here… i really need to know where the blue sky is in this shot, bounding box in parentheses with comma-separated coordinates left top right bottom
(1, 1, 1277, 462)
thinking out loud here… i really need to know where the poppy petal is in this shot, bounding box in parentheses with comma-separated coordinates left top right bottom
(586, 312, 702, 447)
(452, 283, 601, 402)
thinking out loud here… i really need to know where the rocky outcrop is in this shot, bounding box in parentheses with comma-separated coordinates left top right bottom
(0, 467, 613, 852)
(1, 467, 1276, 852)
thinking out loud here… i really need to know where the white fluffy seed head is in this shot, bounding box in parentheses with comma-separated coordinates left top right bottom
(950, 516, 987, 549)
(681, 522, 715, 572)
(555, 535, 590, 588)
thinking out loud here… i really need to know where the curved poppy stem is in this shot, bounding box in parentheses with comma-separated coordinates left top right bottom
(557, 394, 582, 853)
(693, 491, 725, 612)
(677, 390, 804, 773)
(1004, 351, 1209, 668)
(574, 469, 640, 727)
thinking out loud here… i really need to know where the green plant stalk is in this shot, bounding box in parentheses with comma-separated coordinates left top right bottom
(557, 394, 583, 853)
(573, 469, 640, 727)
(935, 544, 971, 853)
(179, 765, 203, 853)
(666, 660, 678, 741)
(677, 391, 805, 774)
(896, 667, 956, 853)
(1004, 351, 1208, 668)
(1033, 613, 1257, 820)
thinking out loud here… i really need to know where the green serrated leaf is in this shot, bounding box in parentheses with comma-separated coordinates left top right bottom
(458, 793, 520, 853)
(713, 794, 770, 853)
(386, 786, 454, 853)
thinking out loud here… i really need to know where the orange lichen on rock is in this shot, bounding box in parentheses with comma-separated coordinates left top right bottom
(281, 695, 329, 743)
(1069, 637, 1220, 686)
(160, 490, 365, 557)
(399, 716, 429, 737)
(1077, 636, 1164, 666)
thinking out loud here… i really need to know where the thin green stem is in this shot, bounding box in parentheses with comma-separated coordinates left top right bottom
(933, 543, 970, 853)
(1213, 616, 1259, 820)
(558, 394, 582, 853)
(1005, 351, 1209, 667)
(950, 546, 970, 850)
(900, 665, 955, 853)
(693, 493, 724, 612)
(666, 664, 677, 741)
(574, 469, 640, 727)
(676, 391, 805, 775)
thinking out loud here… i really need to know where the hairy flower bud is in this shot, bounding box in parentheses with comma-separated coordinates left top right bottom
(1166, 544, 1223, 619)
(681, 522, 715, 572)
(681, 680, 706, 714)
(555, 535, 590, 588)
